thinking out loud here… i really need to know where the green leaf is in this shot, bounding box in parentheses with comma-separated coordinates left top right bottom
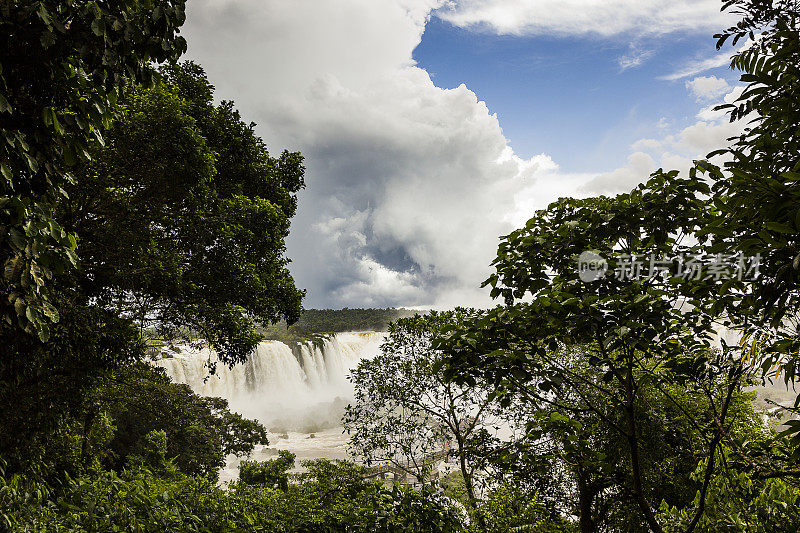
(24, 153, 39, 173)
(63, 144, 76, 166)
(51, 110, 62, 134)
(3, 257, 19, 282)
(37, 323, 50, 342)
(91, 18, 103, 36)
(0, 162, 11, 183)
(765, 222, 794, 234)
(8, 230, 25, 250)
(38, 5, 51, 25)
(0, 93, 11, 114)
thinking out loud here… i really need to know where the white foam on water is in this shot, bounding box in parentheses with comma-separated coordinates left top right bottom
(154, 332, 384, 433)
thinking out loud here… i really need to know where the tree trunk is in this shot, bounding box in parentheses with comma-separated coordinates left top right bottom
(576, 466, 597, 533)
(455, 432, 486, 531)
(80, 407, 96, 467)
(623, 357, 664, 533)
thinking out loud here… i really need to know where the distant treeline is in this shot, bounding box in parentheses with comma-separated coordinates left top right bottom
(260, 308, 420, 341)
(294, 308, 421, 332)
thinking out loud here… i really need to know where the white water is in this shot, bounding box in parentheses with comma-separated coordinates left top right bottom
(155, 332, 384, 433)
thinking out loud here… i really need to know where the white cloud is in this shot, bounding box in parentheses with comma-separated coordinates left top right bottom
(696, 85, 745, 120)
(659, 54, 732, 81)
(631, 138, 662, 151)
(181, 0, 747, 308)
(582, 152, 657, 194)
(686, 76, 732, 101)
(436, 0, 735, 37)
(660, 39, 755, 80)
(581, 85, 746, 195)
(183, 0, 558, 308)
(618, 44, 655, 71)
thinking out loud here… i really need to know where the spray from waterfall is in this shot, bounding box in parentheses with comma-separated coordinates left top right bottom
(155, 332, 384, 432)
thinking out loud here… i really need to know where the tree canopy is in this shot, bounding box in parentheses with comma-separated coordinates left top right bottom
(63, 62, 305, 364)
(0, 0, 188, 341)
(345, 310, 516, 519)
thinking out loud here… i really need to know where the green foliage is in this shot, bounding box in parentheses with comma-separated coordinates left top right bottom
(0, 0, 188, 341)
(260, 307, 419, 341)
(95, 363, 268, 483)
(63, 62, 305, 364)
(659, 462, 800, 532)
(295, 459, 373, 499)
(439, 471, 471, 508)
(215, 473, 465, 533)
(694, 2, 800, 386)
(2, 59, 303, 475)
(1, 60, 300, 472)
(0, 467, 209, 532)
(478, 485, 574, 533)
(0, 295, 144, 474)
(239, 451, 296, 491)
(125, 429, 179, 476)
(437, 171, 733, 531)
(345, 310, 513, 515)
(203, 397, 272, 458)
(294, 308, 418, 332)
(504, 346, 769, 532)
(0, 458, 466, 532)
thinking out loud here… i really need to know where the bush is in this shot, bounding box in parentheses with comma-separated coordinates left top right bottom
(238, 451, 296, 491)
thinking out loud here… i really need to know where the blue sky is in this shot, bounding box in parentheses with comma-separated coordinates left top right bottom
(413, 16, 739, 172)
(184, 0, 747, 308)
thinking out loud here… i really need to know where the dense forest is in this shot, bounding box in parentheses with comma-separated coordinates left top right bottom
(258, 308, 419, 341)
(2, 0, 800, 532)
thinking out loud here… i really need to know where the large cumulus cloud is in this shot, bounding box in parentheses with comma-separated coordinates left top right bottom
(182, 0, 559, 307)
(181, 0, 744, 308)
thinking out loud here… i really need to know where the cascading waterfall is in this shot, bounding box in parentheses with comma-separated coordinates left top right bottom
(155, 332, 384, 432)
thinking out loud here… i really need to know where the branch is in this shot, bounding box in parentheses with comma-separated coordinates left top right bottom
(683, 368, 740, 533)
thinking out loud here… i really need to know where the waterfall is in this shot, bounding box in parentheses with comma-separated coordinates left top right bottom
(154, 332, 384, 432)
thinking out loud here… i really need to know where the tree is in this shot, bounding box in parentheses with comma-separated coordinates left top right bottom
(498, 345, 768, 532)
(239, 451, 296, 491)
(437, 169, 760, 532)
(0, 0, 190, 475)
(659, 462, 800, 532)
(94, 363, 268, 483)
(0, 62, 303, 471)
(345, 310, 516, 520)
(478, 485, 573, 533)
(695, 2, 800, 390)
(61, 62, 305, 364)
(0, 0, 188, 341)
(0, 291, 145, 475)
(225, 457, 465, 532)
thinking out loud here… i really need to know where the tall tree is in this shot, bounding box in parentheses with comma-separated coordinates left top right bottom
(437, 169, 754, 532)
(0, 63, 305, 470)
(61, 62, 305, 364)
(0, 0, 188, 342)
(697, 1, 800, 388)
(345, 311, 515, 519)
